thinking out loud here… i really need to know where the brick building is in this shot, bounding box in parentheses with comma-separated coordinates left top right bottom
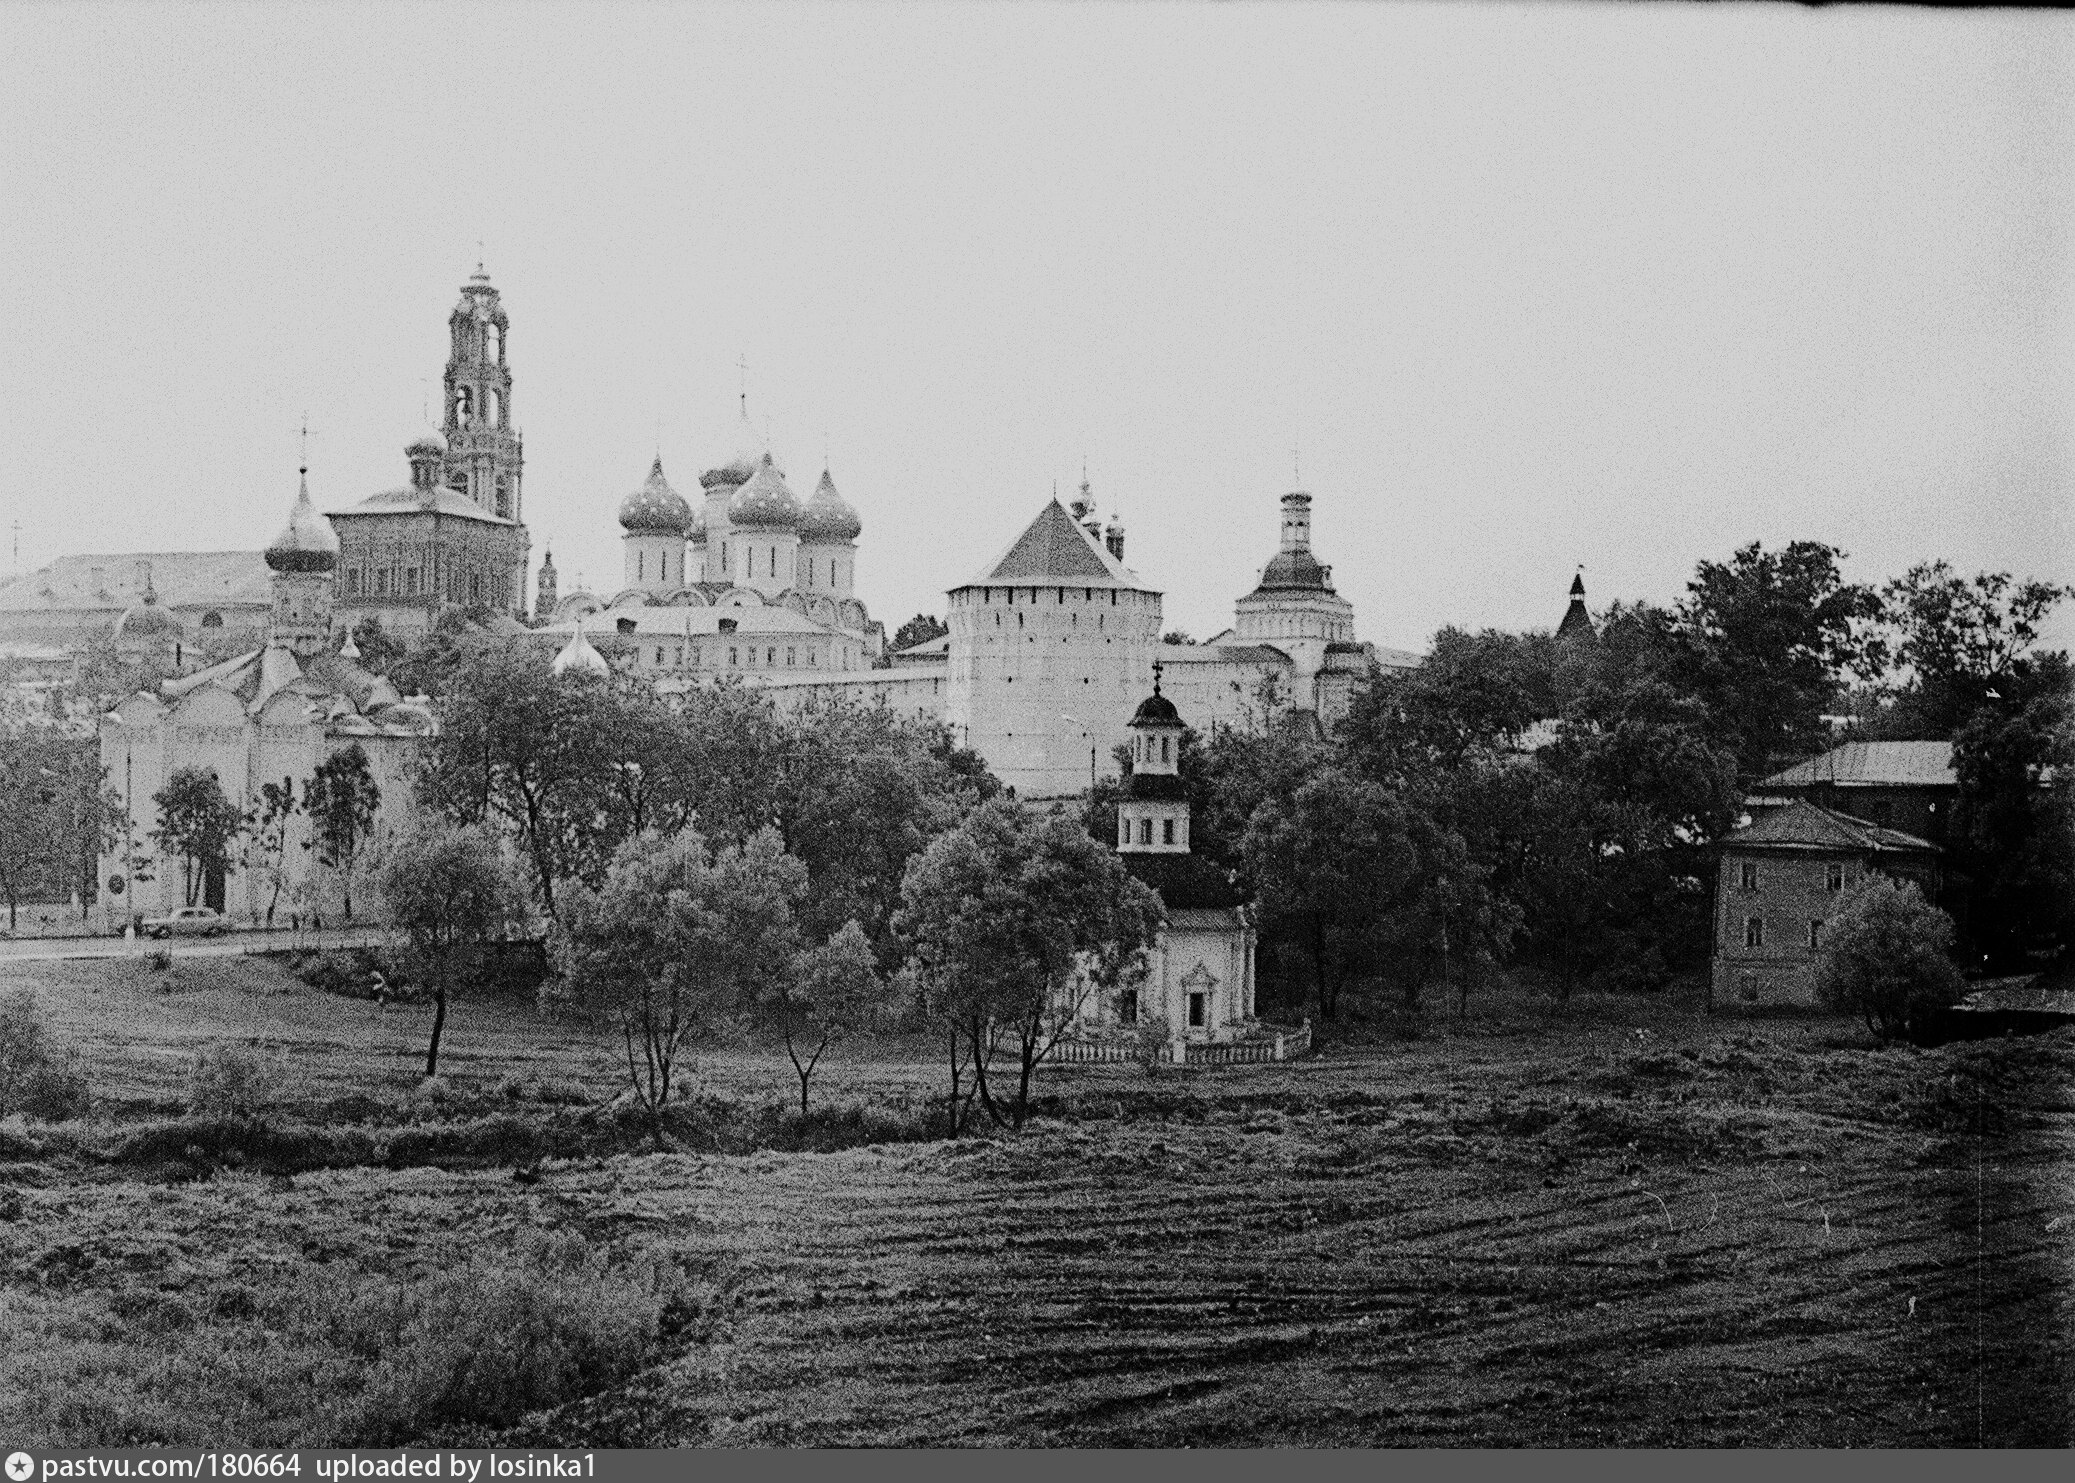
(1712, 799, 1940, 1008)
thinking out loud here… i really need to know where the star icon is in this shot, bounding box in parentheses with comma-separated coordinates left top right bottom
(5, 1453, 35, 1483)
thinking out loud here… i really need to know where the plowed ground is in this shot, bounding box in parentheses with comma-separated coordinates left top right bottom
(4, 956, 2070, 1447)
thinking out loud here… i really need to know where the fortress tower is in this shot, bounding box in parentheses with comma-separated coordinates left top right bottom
(945, 498, 1161, 799)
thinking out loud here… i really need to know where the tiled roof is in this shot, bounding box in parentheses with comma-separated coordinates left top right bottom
(0, 552, 273, 615)
(1762, 741, 1955, 789)
(1725, 799, 1939, 856)
(964, 499, 1141, 587)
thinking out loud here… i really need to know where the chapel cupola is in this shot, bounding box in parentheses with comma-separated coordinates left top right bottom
(264, 467, 341, 655)
(1119, 662, 1190, 854)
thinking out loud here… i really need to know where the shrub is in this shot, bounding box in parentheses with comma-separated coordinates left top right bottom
(184, 1042, 285, 1119)
(0, 990, 90, 1121)
(1813, 876, 1965, 1043)
(344, 1232, 700, 1442)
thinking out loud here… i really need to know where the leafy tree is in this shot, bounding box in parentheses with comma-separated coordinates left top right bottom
(1947, 672, 2074, 969)
(378, 822, 527, 1077)
(151, 766, 243, 908)
(1243, 768, 1429, 1019)
(1674, 540, 1882, 784)
(0, 727, 77, 931)
(243, 777, 299, 927)
(892, 614, 948, 652)
(774, 920, 883, 1115)
(1161, 630, 1195, 646)
(305, 745, 381, 922)
(344, 616, 410, 676)
(1341, 627, 1559, 778)
(895, 799, 1162, 1132)
(551, 827, 806, 1140)
(1812, 876, 1963, 1043)
(420, 642, 617, 917)
(774, 696, 990, 950)
(1867, 562, 2072, 739)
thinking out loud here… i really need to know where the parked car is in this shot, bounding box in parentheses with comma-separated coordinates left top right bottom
(140, 906, 229, 939)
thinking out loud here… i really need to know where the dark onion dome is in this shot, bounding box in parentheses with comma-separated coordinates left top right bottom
(1131, 689, 1182, 727)
(405, 431, 446, 459)
(115, 594, 183, 639)
(727, 458, 803, 528)
(266, 471, 342, 573)
(700, 411, 782, 489)
(798, 468, 862, 542)
(618, 457, 693, 534)
(1254, 547, 1332, 591)
(1121, 851, 1247, 910)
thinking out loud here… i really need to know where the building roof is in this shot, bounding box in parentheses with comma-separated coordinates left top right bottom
(0, 552, 273, 616)
(335, 485, 515, 525)
(538, 605, 841, 639)
(1121, 850, 1247, 910)
(152, 643, 427, 731)
(1723, 799, 1939, 857)
(1762, 741, 1956, 790)
(960, 498, 1145, 589)
(1254, 548, 1333, 592)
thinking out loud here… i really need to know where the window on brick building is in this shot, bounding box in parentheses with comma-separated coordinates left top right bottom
(1739, 861, 1758, 890)
(1745, 916, 1764, 948)
(1138, 819, 1152, 845)
(1827, 863, 1844, 892)
(1120, 989, 1139, 1025)
(1807, 919, 1822, 950)
(1162, 819, 1174, 845)
(1739, 974, 1759, 1003)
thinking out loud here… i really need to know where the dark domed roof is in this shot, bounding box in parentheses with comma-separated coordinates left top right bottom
(1255, 548, 1331, 591)
(798, 469, 862, 542)
(618, 458, 693, 534)
(406, 432, 446, 459)
(266, 472, 341, 573)
(115, 597, 183, 639)
(1132, 689, 1182, 726)
(728, 459, 802, 528)
(700, 411, 781, 490)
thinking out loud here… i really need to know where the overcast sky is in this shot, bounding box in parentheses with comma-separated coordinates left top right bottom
(2, 2, 2069, 651)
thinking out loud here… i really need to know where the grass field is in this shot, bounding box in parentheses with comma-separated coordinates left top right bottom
(1, 954, 2069, 1447)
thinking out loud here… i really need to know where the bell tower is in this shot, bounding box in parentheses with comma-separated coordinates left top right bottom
(442, 263, 524, 524)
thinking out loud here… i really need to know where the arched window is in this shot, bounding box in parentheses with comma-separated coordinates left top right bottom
(200, 611, 223, 628)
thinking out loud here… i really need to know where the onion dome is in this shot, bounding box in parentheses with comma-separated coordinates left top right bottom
(266, 471, 342, 573)
(617, 457, 693, 534)
(115, 592, 183, 640)
(798, 468, 862, 542)
(1255, 547, 1331, 591)
(701, 409, 782, 489)
(727, 459, 803, 528)
(551, 622, 611, 677)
